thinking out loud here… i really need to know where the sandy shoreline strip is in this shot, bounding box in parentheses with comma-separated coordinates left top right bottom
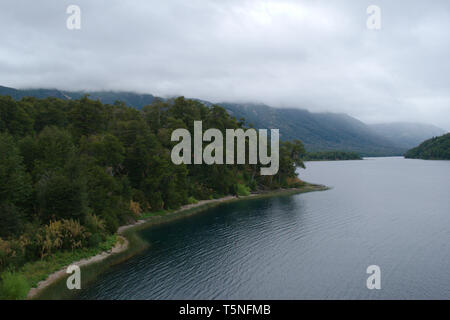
(26, 185, 326, 299)
(26, 195, 239, 299)
(26, 235, 129, 299)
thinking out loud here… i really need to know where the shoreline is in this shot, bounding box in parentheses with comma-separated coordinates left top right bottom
(26, 236, 129, 299)
(28, 183, 328, 300)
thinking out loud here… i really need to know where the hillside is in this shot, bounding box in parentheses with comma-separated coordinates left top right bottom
(0, 85, 422, 156)
(1, 94, 313, 299)
(221, 103, 403, 156)
(369, 122, 445, 149)
(0, 86, 157, 109)
(404, 133, 450, 160)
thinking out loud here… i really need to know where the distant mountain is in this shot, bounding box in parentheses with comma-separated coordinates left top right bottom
(0, 85, 69, 100)
(405, 133, 450, 160)
(0, 86, 157, 109)
(220, 103, 403, 156)
(369, 122, 445, 149)
(0, 85, 428, 156)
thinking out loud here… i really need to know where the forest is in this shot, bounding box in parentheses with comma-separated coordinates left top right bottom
(302, 151, 362, 161)
(0, 95, 306, 298)
(404, 133, 450, 160)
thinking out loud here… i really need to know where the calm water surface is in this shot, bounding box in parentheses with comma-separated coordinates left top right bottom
(79, 157, 450, 299)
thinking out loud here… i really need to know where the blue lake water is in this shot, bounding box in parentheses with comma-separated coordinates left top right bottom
(78, 157, 450, 299)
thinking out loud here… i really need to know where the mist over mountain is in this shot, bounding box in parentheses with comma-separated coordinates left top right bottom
(1, 85, 443, 156)
(368, 122, 446, 149)
(0, 86, 157, 109)
(220, 103, 403, 156)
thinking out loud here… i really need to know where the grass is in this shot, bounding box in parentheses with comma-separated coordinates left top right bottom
(140, 209, 171, 219)
(0, 234, 119, 300)
(34, 230, 149, 300)
(0, 272, 29, 300)
(187, 196, 198, 204)
(236, 183, 251, 196)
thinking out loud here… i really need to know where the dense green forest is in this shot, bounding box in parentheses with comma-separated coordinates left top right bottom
(404, 133, 450, 160)
(0, 94, 307, 297)
(302, 151, 362, 161)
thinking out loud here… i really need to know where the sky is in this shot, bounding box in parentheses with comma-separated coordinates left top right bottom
(1, 0, 449, 130)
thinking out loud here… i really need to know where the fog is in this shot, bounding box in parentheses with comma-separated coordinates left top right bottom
(0, 0, 449, 130)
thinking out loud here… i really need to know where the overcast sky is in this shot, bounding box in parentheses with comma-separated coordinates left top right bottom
(1, 0, 449, 130)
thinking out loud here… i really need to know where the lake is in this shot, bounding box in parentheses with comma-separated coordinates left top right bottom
(78, 157, 450, 299)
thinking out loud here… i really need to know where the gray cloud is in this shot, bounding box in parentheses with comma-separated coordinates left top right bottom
(1, 0, 449, 130)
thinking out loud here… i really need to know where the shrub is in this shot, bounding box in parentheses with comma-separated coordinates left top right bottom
(129, 200, 142, 216)
(60, 219, 89, 251)
(248, 180, 257, 191)
(88, 233, 103, 248)
(0, 238, 12, 272)
(84, 214, 106, 237)
(131, 189, 150, 211)
(35, 220, 63, 259)
(286, 177, 305, 188)
(235, 183, 251, 197)
(187, 197, 198, 204)
(104, 215, 120, 233)
(0, 203, 24, 239)
(148, 192, 164, 211)
(0, 272, 30, 300)
(0, 237, 29, 272)
(35, 219, 89, 259)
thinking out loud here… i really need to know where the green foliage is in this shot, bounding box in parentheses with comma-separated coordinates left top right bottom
(0, 272, 30, 300)
(80, 133, 125, 169)
(187, 197, 198, 204)
(1, 87, 408, 155)
(17, 234, 117, 290)
(0, 96, 34, 137)
(0, 94, 307, 277)
(36, 171, 88, 222)
(0, 133, 32, 237)
(405, 133, 450, 160)
(0, 133, 32, 204)
(34, 219, 89, 259)
(33, 126, 76, 174)
(235, 183, 251, 196)
(84, 214, 106, 236)
(0, 203, 24, 239)
(68, 96, 107, 138)
(302, 151, 362, 161)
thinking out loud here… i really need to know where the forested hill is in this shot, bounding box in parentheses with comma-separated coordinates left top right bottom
(0, 86, 157, 110)
(1, 95, 309, 296)
(221, 103, 403, 156)
(404, 133, 450, 160)
(1, 85, 441, 156)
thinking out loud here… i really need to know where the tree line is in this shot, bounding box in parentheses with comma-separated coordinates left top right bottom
(404, 133, 450, 160)
(302, 151, 362, 161)
(0, 95, 306, 277)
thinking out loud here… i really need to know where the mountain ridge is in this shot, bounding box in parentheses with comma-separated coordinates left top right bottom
(368, 122, 445, 149)
(1, 85, 443, 156)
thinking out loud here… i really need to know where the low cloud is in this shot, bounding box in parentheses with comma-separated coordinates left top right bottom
(0, 0, 449, 130)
